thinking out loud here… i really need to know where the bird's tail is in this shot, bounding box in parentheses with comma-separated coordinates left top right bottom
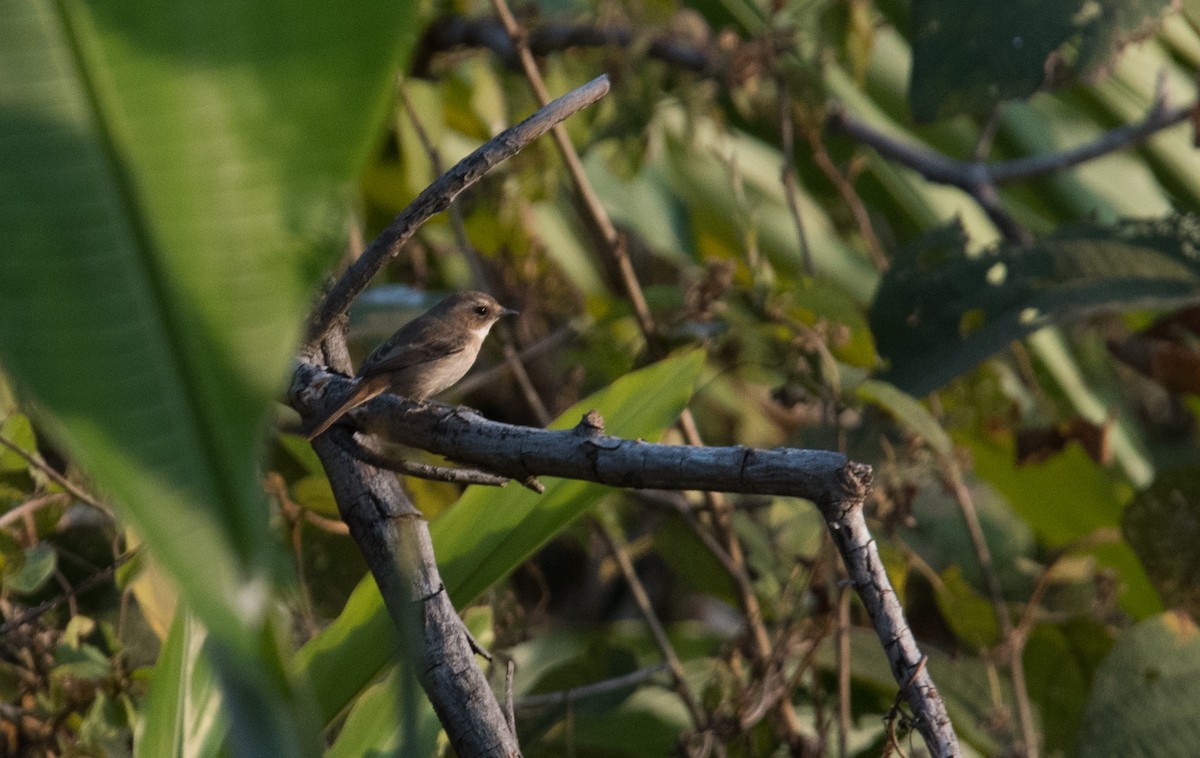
(301, 378, 385, 441)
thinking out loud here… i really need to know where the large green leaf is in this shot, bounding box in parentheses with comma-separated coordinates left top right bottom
(324, 664, 440, 758)
(294, 350, 706, 725)
(871, 216, 1200, 395)
(1078, 611, 1200, 756)
(0, 0, 414, 643)
(910, 0, 1172, 121)
(136, 611, 224, 758)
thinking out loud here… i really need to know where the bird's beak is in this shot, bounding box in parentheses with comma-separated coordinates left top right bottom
(501, 307, 520, 318)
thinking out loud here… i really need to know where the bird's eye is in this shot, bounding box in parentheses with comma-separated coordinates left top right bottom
(474, 306, 489, 316)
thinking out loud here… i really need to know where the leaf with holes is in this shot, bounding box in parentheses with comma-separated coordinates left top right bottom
(871, 215, 1200, 395)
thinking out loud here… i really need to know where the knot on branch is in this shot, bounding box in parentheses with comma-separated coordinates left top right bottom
(838, 461, 873, 499)
(574, 410, 606, 436)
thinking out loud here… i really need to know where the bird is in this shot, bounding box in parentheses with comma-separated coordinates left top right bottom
(302, 290, 517, 440)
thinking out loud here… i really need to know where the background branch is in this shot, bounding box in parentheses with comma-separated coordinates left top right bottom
(828, 99, 1194, 188)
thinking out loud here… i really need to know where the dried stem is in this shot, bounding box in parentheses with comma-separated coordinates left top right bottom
(489, 0, 659, 346)
(487, 2, 810, 744)
(777, 79, 815, 277)
(0, 434, 109, 516)
(0, 549, 140, 636)
(593, 517, 707, 731)
(945, 463, 1037, 757)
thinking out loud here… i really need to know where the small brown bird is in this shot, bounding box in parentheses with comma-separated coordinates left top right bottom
(303, 290, 517, 440)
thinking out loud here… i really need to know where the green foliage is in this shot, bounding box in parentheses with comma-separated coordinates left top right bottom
(136, 611, 224, 758)
(1078, 612, 1200, 755)
(872, 216, 1200, 395)
(436, 349, 706, 605)
(0, 0, 415, 753)
(910, 0, 1173, 121)
(4, 0, 1200, 754)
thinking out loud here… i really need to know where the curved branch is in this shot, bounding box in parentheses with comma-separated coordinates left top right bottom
(305, 74, 610, 348)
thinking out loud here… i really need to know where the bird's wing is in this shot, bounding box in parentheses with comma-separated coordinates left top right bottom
(358, 334, 467, 377)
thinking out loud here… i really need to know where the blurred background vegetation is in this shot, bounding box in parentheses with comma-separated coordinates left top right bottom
(3, 0, 1200, 755)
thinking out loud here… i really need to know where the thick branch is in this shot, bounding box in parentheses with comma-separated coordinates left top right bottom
(311, 429, 521, 757)
(305, 74, 610, 348)
(292, 364, 848, 498)
(290, 362, 958, 755)
(822, 465, 959, 757)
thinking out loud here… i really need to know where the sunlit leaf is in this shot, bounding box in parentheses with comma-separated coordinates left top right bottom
(435, 349, 706, 605)
(0, 0, 417, 647)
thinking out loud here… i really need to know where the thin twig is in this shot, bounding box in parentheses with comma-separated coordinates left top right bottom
(397, 79, 490, 289)
(0, 549, 141, 636)
(327, 427, 523, 489)
(515, 664, 671, 711)
(0, 493, 69, 530)
(306, 74, 610, 348)
(828, 99, 1193, 187)
(0, 434, 109, 515)
(803, 124, 890, 270)
(454, 325, 575, 397)
(1013, 528, 1120, 639)
(945, 464, 1037, 757)
(593, 517, 707, 731)
(489, 0, 659, 347)
(413, 16, 716, 78)
(836, 586, 851, 758)
(485, 6, 828, 746)
(505, 658, 517, 735)
(777, 76, 814, 277)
